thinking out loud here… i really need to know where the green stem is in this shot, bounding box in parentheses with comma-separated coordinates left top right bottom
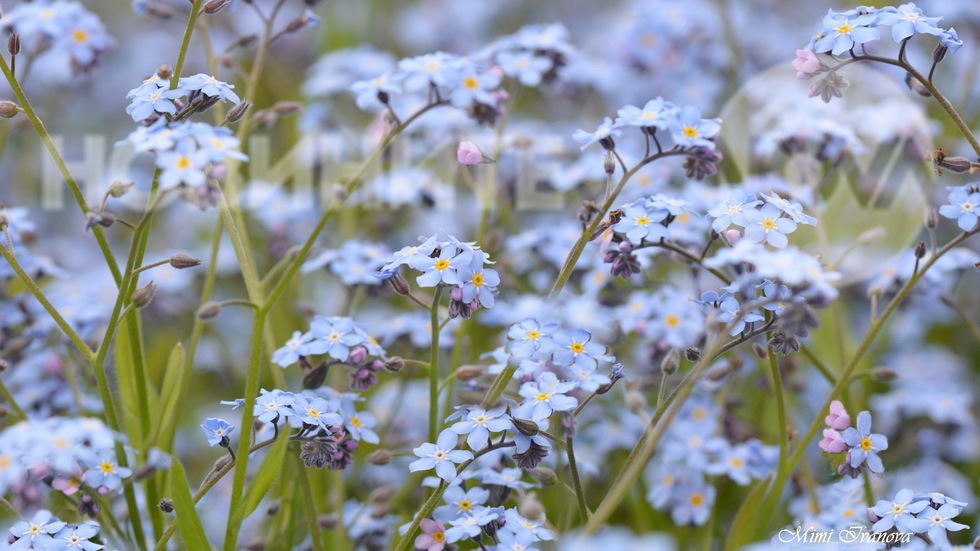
(171, 0, 204, 87)
(767, 340, 788, 502)
(565, 434, 588, 524)
(429, 287, 444, 443)
(296, 454, 324, 551)
(0, 377, 25, 420)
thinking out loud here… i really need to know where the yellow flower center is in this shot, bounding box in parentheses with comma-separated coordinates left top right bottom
(350, 416, 362, 428)
(307, 409, 320, 419)
(100, 462, 114, 474)
(837, 23, 852, 34)
(663, 474, 674, 486)
(640, 32, 657, 48)
(459, 500, 472, 511)
(175, 156, 191, 170)
(29, 524, 42, 536)
(690, 492, 704, 507)
(762, 218, 776, 230)
(664, 314, 680, 328)
(730, 457, 744, 468)
(570, 342, 584, 354)
(860, 437, 872, 451)
(536, 392, 551, 402)
(73, 29, 88, 43)
(474, 415, 488, 425)
(435, 259, 449, 270)
(463, 76, 479, 90)
(636, 216, 650, 226)
(683, 126, 698, 138)
(473, 273, 484, 286)
(433, 531, 445, 543)
(526, 330, 540, 341)
(892, 504, 905, 515)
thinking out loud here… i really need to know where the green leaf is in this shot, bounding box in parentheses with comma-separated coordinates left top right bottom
(726, 475, 771, 551)
(232, 435, 289, 523)
(150, 343, 185, 451)
(171, 460, 211, 550)
(114, 322, 142, 449)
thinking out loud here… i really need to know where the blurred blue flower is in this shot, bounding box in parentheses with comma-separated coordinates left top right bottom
(410, 428, 473, 483)
(871, 488, 930, 533)
(200, 418, 235, 447)
(876, 3, 944, 42)
(939, 186, 980, 231)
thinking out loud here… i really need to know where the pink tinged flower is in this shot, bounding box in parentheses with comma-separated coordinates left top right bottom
(457, 142, 486, 165)
(792, 49, 821, 79)
(824, 400, 850, 430)
(867, 507, 880, 523)
(819, 428, 846, 453)
(415, 518, 447, 551)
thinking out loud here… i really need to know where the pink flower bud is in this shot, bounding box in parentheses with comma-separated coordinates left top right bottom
(721, 229, 742, 246)
(349, 346, 367, 364)
(457, 141, 485, 165)
(824, 400, 851, 430)
(818, 428, 846, 453)
(867, 507, 880, 523)
(489, 65, 505, 80)
(792, 49, 821, 80)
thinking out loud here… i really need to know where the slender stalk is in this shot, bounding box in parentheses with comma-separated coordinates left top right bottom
(429, 287, 444, 443)
(296, 455, 324, 551)
(0, 377, 26, 419)
(171, 0, 205, 87)
(767, 340, 788, 503)
(565, 434, 588, 523)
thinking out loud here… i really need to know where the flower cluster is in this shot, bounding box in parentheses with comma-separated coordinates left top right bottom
(376, 232, 500, 317)
(2, 1, 114, 72)
(411, 491, 555, 551)
(868, 489, 968, 545)
(0, 417, 130, 507)
(8, 510, 105, 551)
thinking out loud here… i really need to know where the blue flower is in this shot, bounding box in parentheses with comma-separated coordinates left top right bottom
(842, 411, 888, 473)
(397, 52, 461, 92)
(340, 398, 380, 444)
(563, 363, 611, 393)
(497, 51, 552, 87)
(551, 329, 608, 369)
(572, 117, 621, 151)
(478, 467, 537, 491)
(416, 246, 471, 287)
(919, 504, 968, 546)
(82, 452, 131, 491)
(939, 186, 980, 231)
(126, 82, 182, 122)
(8, 510, 66, 551)
(349, 73, 403, 109)
(671, 478, 716, 526)
(502, 508, 555, 541)
(495, 528, 537, 550)
(444, 509, 498, 543)
(50, 522, 104, 551)
(613, 203, 669, 243)
(409, 428, 473, 483)
(506, 319, 557, 358)
(876, 3, 944, 42)
(939, 28, 963, 55)
(669, 106, 721, 149)
(309, 316, 365, 361)
(458, 254, 500, 308)
(156, 138, 211, 190)
(178, 74, 241, 104)
(871, 488, 931, 534)
(717, 297, 764, 336)
(513, 372, 577, 421)
(448, 62, 501, 108)
(814, 11, 880, 56)
(760, 192, 818, 226)
(289, 395, 342, 429)
(271, 331, 315, 367)
(200, 418, 235, 447)
(742, 203, 798, 249)
(450, 406, 512, 450)
(615, 98, 676, 130)
(436, 484, 491, 519)
(707, 189, 762, 233)
(255, 389, 295, 424)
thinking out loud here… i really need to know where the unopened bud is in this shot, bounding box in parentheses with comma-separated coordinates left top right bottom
(685, 347, 701, 362)
(603, 151, 616, 175)
(389, 273, 410, 295)
(510, 416, 539, 437)
(225, 101, 251, 124)
(169, 254, 202, 269)
(0, 210, 8, 230)
(721, 229, 742, 247)
(933, 42, 948, 64)
(0, 405, 8, 419)
(273, 101, 303, 116)
(283, 14, 311, 34)
(266, 500, 280, 516)
(367, 449, 391, 466)
(708, 361, 736, 381)
(925, 208, 938, 229)
(200, 0, 230, 14)
(872, 367, 898, 382)
(752, 343, 769, 360)
(86, 210, 115, 228)
(233, 34, 259, 49)
(132, 281, 157, 309)
(937, 155, 972, 174)
(7, 34, 19, 57)
(0, 358, 8, 373)
(518, 492, 545, 519)
(159, 498, 174, 513)
(383, 356, 404, 373)
(905, 73, 931, 97)
(0, 101, 18, 118)
(108, 180, 135, 198)
(368, 485, 397, 503)
(660, 348, 679, 375)
(197, 301, 222, 320)
(455, 364, 484, 381)
(914, 240, 926, 259)
(317, 514, 338, 530)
